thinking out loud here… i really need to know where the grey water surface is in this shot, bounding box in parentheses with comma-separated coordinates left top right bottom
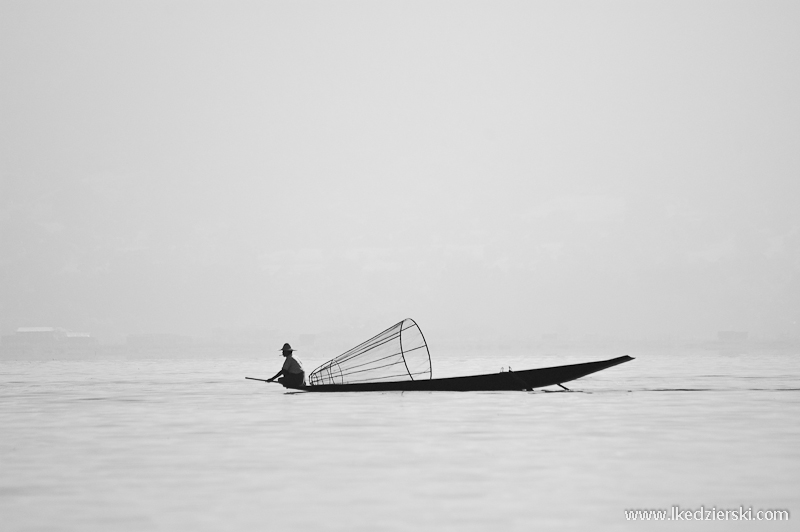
(2, 349, 798, 531)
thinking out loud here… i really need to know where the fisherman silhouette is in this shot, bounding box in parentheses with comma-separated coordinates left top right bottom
(267, 343, 305, 388)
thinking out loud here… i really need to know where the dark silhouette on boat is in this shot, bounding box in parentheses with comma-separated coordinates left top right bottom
(247, 319, 634, 392)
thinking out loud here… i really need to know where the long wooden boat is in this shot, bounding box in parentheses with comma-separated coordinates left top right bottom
(295, 355, 633, 392)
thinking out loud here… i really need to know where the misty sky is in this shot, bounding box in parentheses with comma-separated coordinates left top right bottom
(1, 1, 798, 343)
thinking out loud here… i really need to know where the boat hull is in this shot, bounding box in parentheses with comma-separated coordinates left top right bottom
(295, 355, 633, 392)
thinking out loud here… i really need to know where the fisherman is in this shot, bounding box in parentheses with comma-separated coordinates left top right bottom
(267, 343, 305, 388)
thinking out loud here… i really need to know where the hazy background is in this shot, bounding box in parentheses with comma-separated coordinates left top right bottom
(1, 1, 798, 345)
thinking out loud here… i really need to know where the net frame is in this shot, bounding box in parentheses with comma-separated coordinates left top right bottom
(308, 318, 432, 386)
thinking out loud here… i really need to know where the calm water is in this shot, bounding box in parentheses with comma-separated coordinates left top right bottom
(2, 348, 799, 531)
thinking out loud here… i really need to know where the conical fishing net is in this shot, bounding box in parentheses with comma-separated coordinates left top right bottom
(308, 319, 432, 386)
